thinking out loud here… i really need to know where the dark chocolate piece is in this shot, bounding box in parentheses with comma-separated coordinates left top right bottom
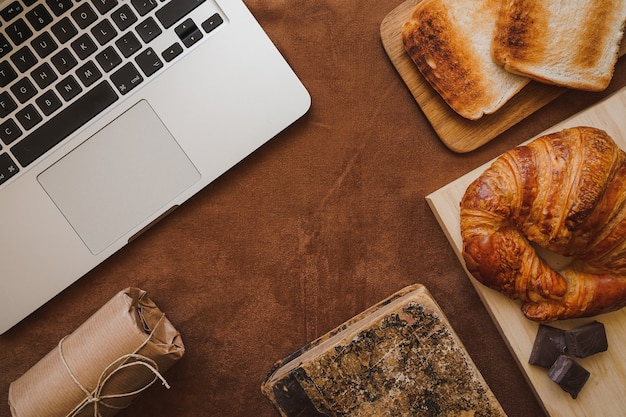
(548, 355, 590, 399)
(565, 321, 608, 358)
(529, 324, 568, 368)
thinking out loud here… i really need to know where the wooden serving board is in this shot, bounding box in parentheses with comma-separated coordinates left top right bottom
(426, 87, 626, 417)
(380, 0, 626, 153)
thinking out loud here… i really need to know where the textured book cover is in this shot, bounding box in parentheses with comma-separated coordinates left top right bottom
(261, 284, 507, 417)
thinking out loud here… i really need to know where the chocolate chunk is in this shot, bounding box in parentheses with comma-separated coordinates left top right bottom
(565, 321, 608, 358)
(529, 324, 567, 368)
(548, 355, 590, 399)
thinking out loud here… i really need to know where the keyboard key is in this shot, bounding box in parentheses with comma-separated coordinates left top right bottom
(0, 119, 22, 145)
(0, 91, 17, 117)
(10, 46, 37, 72)
(0, 1, 24, 22)
(0, 34, 12, 59)
(71, 3, 97, 29)
(161, 42, 183, 62)
(0, 60, 18, 87)
(111, 4, 137, 31)
(131, 0, 157, 16)
(31, 62, 58, 89)
(95, 45, 121, 72)
(26, 4, 53, 31)
(135, 47, 162, 76)
(52, 17, 78, 44)
(115, 32, 141, 57)
(110, 62, 142, 95)
(155, 0, 205, 29)
(71, 33, 97, 60)
(31, 32, 58, 58)
(55, 75, 82, 101)
(11, 78, 37, 103)
(181, 27, 202, 48)
(202, 13, 223, 34)
(51, 48, 78, 74)
(16, 104, 42, 130)
(91, 19, 117, 45)
(0, 153, 19, 186)
(175, 18, 195, 38)
(76, 60, 102, 87)
(91, 0, 118, 15)
(6, 19, 33, 46)
(46, 0, 74, 17)
(11, 81, 118, 166)
(175, 18, 202, 48)
(136, 17, 162, 43)
(35, 89, 62, 116)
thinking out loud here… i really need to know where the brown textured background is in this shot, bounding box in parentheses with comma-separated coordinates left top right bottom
(2, 1, 625, 416)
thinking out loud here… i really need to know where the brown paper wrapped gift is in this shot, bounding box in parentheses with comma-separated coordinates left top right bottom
(8, 287, 185, 417)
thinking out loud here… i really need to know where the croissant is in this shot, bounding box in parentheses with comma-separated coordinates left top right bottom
(460, 126, 626, 321)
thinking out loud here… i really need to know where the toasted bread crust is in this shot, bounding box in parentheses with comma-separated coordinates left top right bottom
(492, 0, 626, 91)
(577, 3, 622, 70)
(491, 1, 547, 64)
(402, 0, 528, 120)
(402, 3, 486, 118)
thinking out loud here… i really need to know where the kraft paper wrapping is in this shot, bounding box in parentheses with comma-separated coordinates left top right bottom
(8, 287, 185, 417)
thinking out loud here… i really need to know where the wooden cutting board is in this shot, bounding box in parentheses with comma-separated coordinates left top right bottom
(380, 0, 626, 153)
(426, 87, 626, 417)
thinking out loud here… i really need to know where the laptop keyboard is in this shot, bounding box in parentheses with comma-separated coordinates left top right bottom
(0, 0, 224, 185)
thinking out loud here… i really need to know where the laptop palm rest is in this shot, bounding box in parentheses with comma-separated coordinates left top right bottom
(38, 100, 201, 254)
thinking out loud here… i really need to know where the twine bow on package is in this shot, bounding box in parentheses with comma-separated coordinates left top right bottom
(8, 287, 185, 417)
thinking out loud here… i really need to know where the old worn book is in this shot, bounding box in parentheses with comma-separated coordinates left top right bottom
(261, 284, 507, 416)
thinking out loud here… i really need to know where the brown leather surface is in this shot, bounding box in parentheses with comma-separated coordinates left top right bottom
(2, 1, 625, 416)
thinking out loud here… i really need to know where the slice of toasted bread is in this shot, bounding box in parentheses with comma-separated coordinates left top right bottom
(401, 0, 530, 120)
(492, 0, 626, 91)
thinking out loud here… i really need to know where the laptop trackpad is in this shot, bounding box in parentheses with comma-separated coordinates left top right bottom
(38, 100, 201, 254)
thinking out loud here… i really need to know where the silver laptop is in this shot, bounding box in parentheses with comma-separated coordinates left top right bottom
(0, 0, 310, 334)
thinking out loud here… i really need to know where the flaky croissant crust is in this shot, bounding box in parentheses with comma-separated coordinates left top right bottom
(460, 126, 626, 321)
